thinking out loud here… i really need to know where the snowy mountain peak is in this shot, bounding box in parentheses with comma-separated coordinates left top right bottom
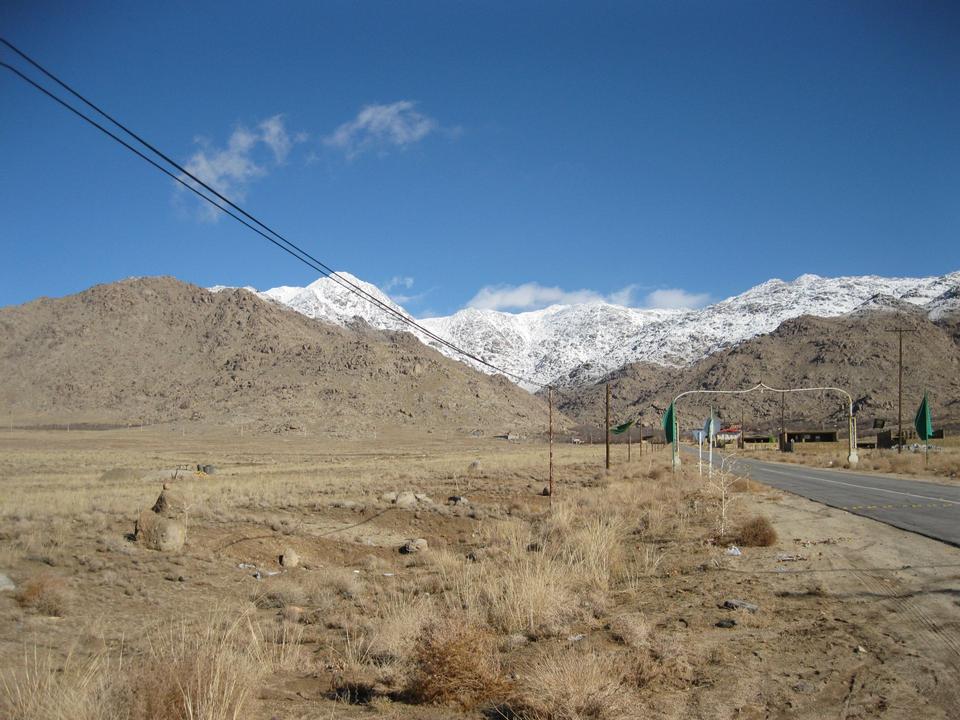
(217, 270, 960, 390)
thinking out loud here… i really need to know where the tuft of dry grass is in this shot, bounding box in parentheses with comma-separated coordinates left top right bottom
(405, 616, 507, 709)
(15, 573, 71, 616)
(737, 515, 778, 547)
(1, 608, 299, 720)
(1, 647, 130, 720)
(513, 647, 636, 720)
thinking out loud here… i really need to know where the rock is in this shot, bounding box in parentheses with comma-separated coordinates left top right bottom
(448, 495, 468, 505)
(468, 460, 482, 475)
(854, 645, 867, 654)
(394, 492, 417, 509)
(151, 488, 190, 517)
(541, 487, 551, 496)
(202, 464, 216, 475)
(380, 491, 398, 503)
(400, 538, 428, 554)
(715, 618, 737, 628)
(135, 510, 186, 552)
(413, 493, 433, 504)
(279, 548, 300, 568)
(0, 573, 15, 593)
(720, 599, 759, 613)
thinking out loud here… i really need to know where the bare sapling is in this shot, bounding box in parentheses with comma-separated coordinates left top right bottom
(706, 456, 739, 540)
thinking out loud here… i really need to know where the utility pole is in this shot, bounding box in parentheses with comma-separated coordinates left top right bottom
(548, 386, 554, 498)
(740, 406, 745, 450)
(898, 329, 904, 453)
(638, 418, 643, 457)
(605, 383, 611, 470)
(888, 324, 916, 453)
(627, 425, 631, 462)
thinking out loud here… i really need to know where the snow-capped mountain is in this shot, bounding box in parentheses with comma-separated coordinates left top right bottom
(216, 270, 960, 390)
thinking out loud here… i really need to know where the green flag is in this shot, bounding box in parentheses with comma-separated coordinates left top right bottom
(914, 392, 933, 442)
(662, 402, 675, 444)
(611, 419, 634, 435)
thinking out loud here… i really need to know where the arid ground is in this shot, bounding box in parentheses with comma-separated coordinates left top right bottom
(2, 427, 959, 719)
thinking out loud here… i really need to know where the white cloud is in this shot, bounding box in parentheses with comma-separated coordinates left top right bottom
(465, 282, 710, 312)
(179, 114, 304, 221)
(324, 101, 437, 158)
(385, 275, 415, 291)
(468, 283, 608, 311)
(642, 288, 711, 309)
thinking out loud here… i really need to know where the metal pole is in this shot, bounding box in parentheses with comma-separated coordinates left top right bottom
(672, 410, 680, 470)
(605, 383, 611, 470)
(698, 433, 703, 477)
(708, 417, 713, 478)
(548, 386, 554, 498)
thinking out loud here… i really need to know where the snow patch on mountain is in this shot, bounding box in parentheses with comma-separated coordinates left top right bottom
(217, 270, 960, 390)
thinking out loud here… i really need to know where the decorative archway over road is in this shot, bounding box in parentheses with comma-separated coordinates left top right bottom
(667, 382, 858, 469)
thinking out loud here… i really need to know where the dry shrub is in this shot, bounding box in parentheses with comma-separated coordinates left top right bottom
(608, 612, 650, 649)
(514, 648, 635, 720)
(405, 616, 506, 709)
(16, 573, 71, 616)
(737, 515, 778, 547)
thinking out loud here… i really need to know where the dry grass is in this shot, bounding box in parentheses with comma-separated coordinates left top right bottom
(405, 615, 507, 709)
(737, 515, 778, 547)
(513, 647, 636, 720)
(1, 608, 302, 720)
(0, 648, 130, 720)
(15, 573, 72, 616)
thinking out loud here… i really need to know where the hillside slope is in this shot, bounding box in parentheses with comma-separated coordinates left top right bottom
(552, 305, 960, 433)
(0, 277, 553, 436)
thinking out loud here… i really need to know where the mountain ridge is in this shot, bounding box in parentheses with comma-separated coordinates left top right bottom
(225, 270, 960, 389)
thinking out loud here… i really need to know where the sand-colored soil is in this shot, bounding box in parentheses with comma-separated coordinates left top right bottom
(1, 427, 958, 719)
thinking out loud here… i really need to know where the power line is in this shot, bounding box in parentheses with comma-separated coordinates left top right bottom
(0, 38, 553, 390)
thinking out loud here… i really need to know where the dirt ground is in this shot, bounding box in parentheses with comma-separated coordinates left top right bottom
(1, 426, 959, 719)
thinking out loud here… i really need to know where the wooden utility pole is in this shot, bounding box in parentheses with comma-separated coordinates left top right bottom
(897, 328, 904, 453)
(627, 425, 631, 462)
(548, 386, 554, 498)
(740, 406, 745, 450)
(638, 419, 643, 457)
(605, 383, 611, 470)
(888, 325, 916, 453)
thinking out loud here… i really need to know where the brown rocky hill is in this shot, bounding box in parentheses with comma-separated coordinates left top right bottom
(551, 305, 960, 435)
(0, 277, 554, 436)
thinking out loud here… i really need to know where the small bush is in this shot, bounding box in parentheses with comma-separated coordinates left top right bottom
(16, 573, 71, 616)
(737, 515, 777, 547)
(405, 616, 506, 709)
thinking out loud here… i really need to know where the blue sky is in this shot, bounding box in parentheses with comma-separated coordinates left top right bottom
(2, 1, 958, 315)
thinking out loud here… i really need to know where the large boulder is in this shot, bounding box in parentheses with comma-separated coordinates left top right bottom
(135, 510, 186, 552)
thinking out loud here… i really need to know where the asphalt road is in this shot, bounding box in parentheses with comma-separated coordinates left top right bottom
(690, 449, 960, 547)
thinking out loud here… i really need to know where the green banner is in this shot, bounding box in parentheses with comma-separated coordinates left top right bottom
(914, 392, 933, 441)
(611, 419, 634, 435)
(662, 402, 675, 444)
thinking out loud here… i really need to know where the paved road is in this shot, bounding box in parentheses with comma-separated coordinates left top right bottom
(690, 449, 960, 547)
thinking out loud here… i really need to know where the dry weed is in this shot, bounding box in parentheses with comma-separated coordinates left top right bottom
(15, 573, 71, 616)
(405, 616, 506, 709)
(737, 515, 778, 547)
